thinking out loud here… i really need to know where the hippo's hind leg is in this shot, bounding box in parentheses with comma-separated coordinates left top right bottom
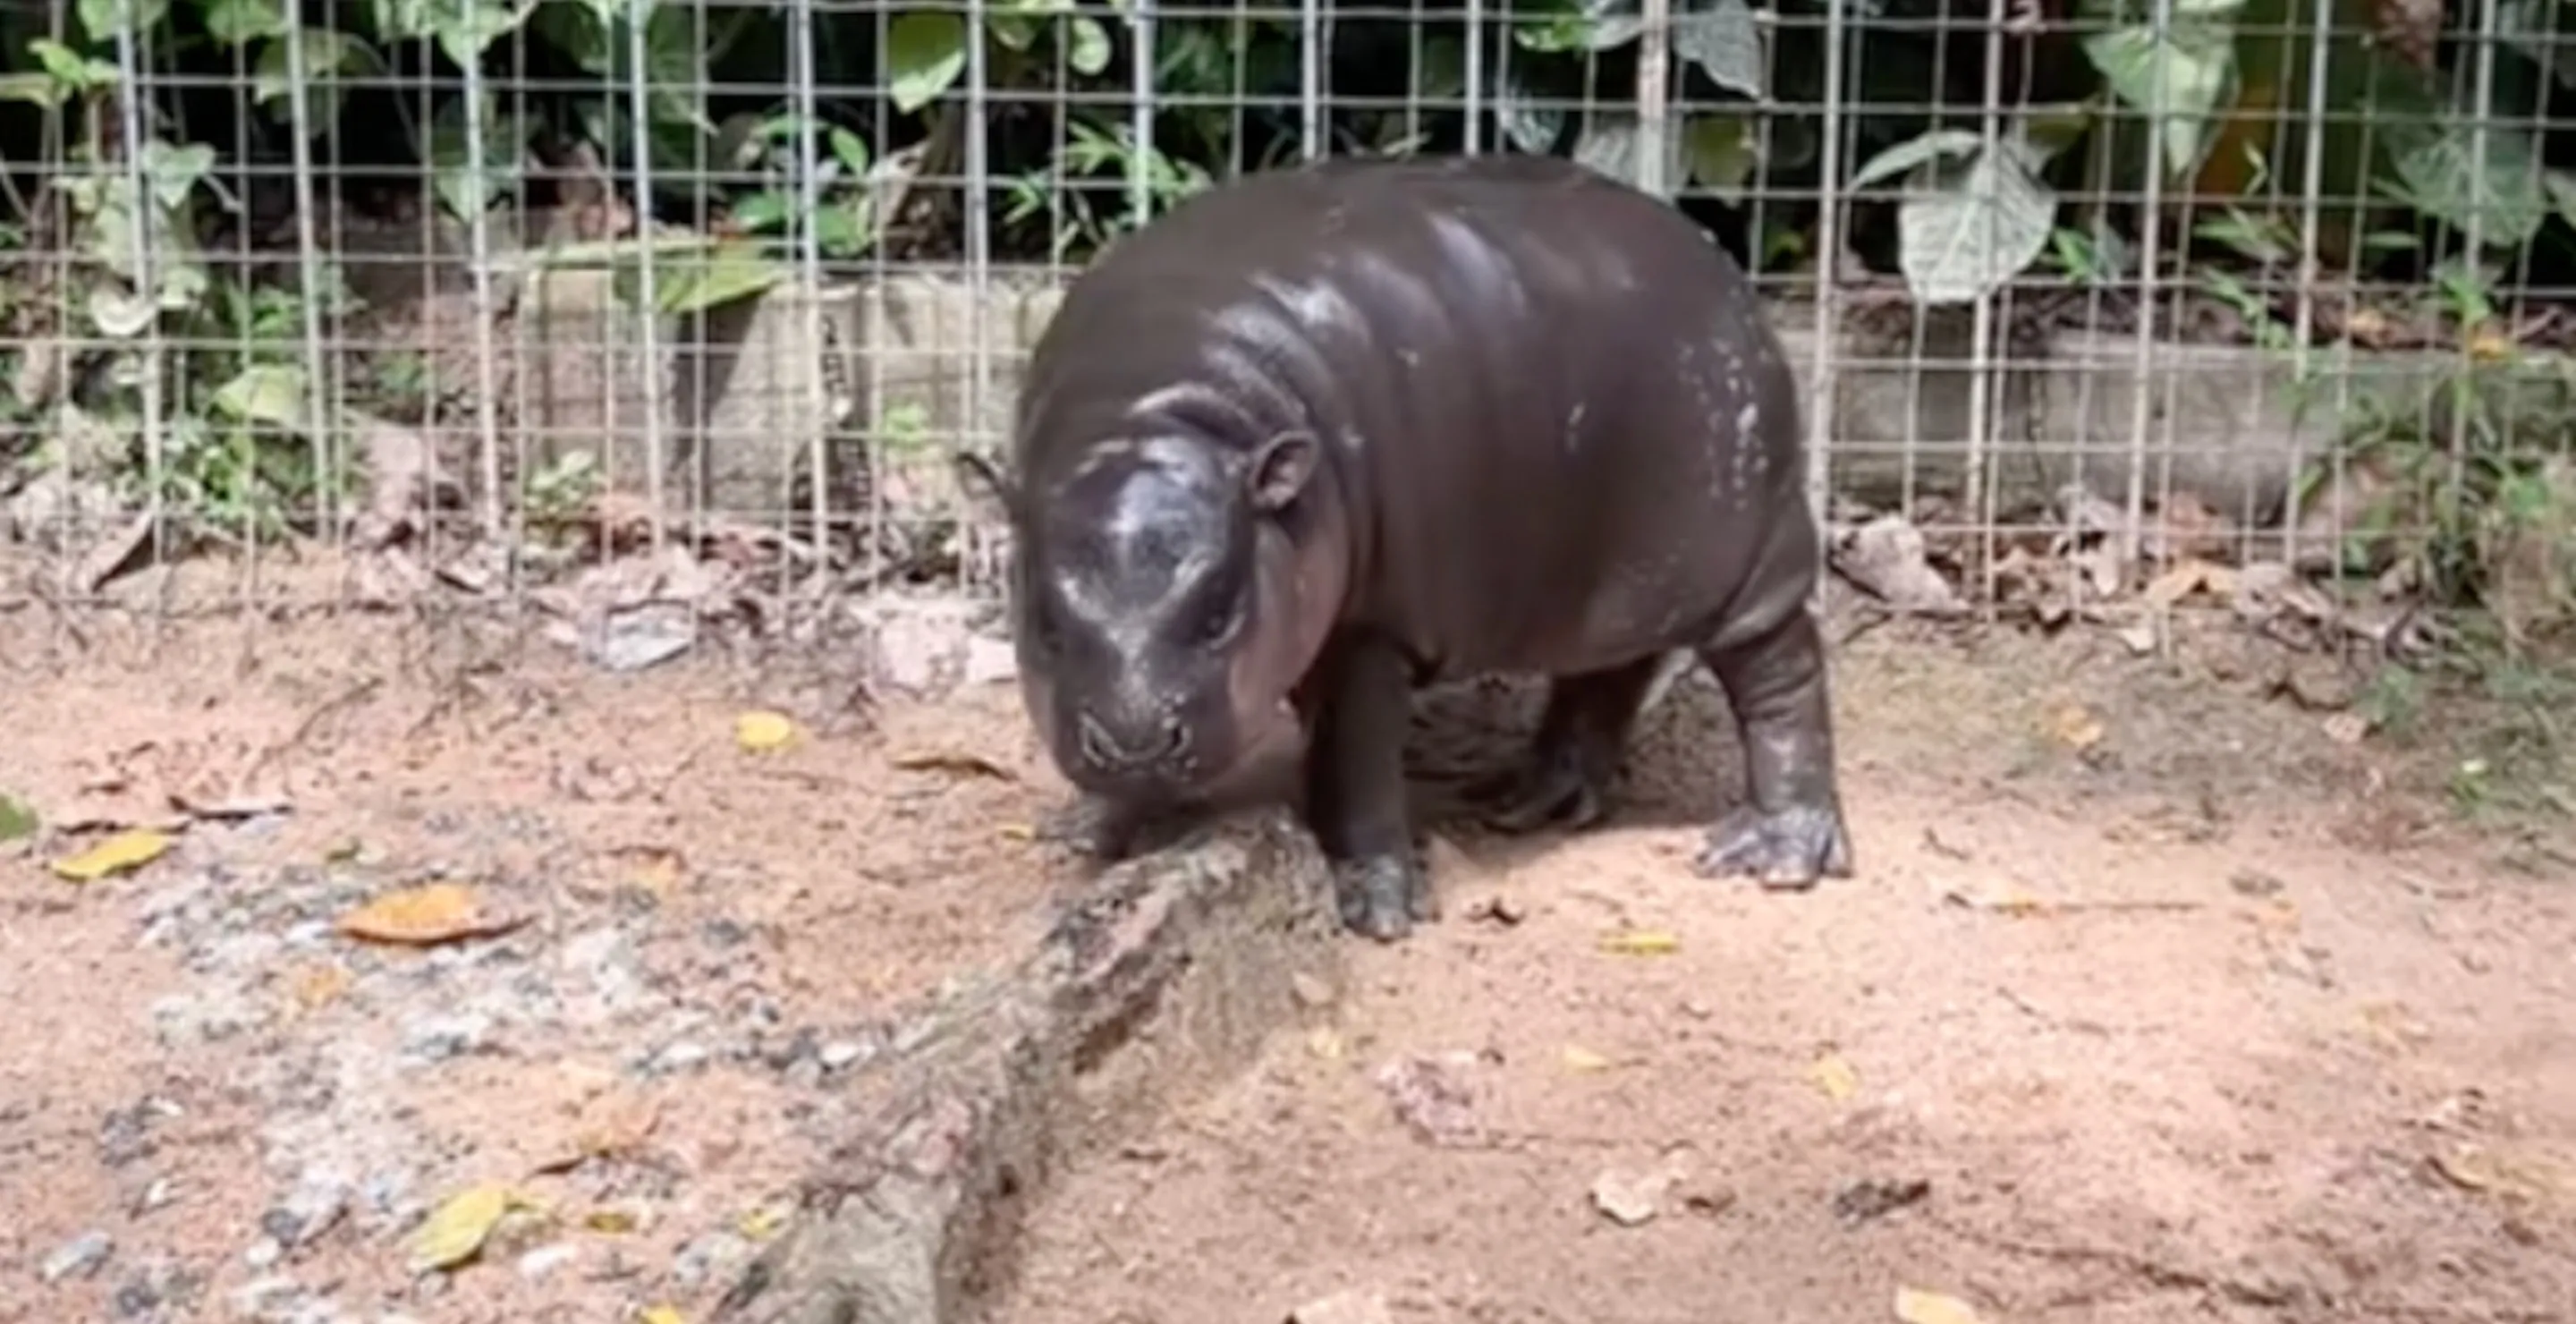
(1471, 657, 1665, 834)
(1302, 632, 1435, 941)
(1695, 607, 1855, 887)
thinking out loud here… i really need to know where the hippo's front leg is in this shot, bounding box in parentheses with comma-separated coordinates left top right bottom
(1696, 607, 1856, 888)
(1301, 632, 1434, 941)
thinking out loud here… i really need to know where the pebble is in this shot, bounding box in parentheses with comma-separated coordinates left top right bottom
(818, 1039, 873, 1072)
(136, 1176, 177, 1213)
(516, 1243, 577, 1280)
(267, 1168, 350, 1246)
(400, 1013, 492, 1062)
(652, 1040, 712, 1074)
(42, 1229, 114, 1282)
(242, 1235, 285, 1269)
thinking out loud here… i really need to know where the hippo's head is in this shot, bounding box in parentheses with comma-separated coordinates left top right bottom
(958, 429, 1336, 804)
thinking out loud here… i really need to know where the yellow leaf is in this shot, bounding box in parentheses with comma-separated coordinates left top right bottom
(1809, 1053, 1860, 1101)
(1894, 1286, 1987, 1324)
(1562, 1046, 1614, 1074)
(639, 1306, 688, 1324)
(1599, 929, 1681, 955)
(2466, 324, 2515, 363)
(1942, 880, 2049, 916)
(997, 822, 1036, 842)
(738, 1205, 786, 1240)
(337, 883, 524, 946)
(586, 1207, 641, 1235)
(2039, 700, 2105, 751)
(410, 1182, 521, 1273)
(734, 710, 796, 751)
(50, 828, 173, 883)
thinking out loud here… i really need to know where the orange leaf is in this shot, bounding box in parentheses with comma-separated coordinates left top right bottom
(337, 883, 525, 946)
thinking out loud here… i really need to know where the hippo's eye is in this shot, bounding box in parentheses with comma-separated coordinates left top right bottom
(1186, 593, 1241, 648)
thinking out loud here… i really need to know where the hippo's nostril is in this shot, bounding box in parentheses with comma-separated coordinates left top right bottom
(1077, 713, 1122, 768)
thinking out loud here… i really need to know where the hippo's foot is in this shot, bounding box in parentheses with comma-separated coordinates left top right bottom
(1333, 852, 1436, 942)
(1693, 802, 1854, 890)
(1468, 757, 1610, 835)
(1470, 658, 1663, 836)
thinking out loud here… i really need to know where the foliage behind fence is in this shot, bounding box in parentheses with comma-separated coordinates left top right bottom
(0, 0, 2572, 644)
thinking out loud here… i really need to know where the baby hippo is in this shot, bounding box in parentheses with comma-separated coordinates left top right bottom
(957, 151, 1854, 941)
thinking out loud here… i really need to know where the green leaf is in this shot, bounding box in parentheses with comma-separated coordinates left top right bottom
(1496, 72, 1562, 155)
(886, 11, 969, 115)
(2545, 169, 2576, 232)
(202, 0, 287, 46)
(1683, 113, 1760, 201)
(78, 0, 170, 41)
(211, 363, 310, 432)
(0, 792, 37, 844)
(89, 289, 157, 338)
(1889, 136, 2060, 305)
(1675, 0, 1765, 101)
(253, 31, 370, 128)
(828, 125, 869, 177)
(139, 140, 215, 210)
(0, 72, 65, 108)
(430, 0, 538, 70)
(2386, 115, 2550, 250)
(2082, 21, 2235, 180)
(1067, 15, 1112, 77)
(624, 238, 786, 315)
(1849, 128, 1985, 191)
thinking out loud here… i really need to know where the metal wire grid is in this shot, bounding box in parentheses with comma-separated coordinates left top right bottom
(0, 0, 2565, 623)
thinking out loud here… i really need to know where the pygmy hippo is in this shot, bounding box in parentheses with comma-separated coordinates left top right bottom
(958, 151, 1854, 941)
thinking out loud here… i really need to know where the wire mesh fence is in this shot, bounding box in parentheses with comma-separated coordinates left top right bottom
(0, 0, 2571, 647)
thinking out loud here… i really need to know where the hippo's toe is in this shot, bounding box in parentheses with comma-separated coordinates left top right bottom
(1694, 802, 1854, 890)
(1333, 853, 1434, 941)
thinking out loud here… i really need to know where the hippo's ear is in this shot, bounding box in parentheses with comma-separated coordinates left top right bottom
(1246, 430, 1320, 513)
(952, 449, 1021, 523)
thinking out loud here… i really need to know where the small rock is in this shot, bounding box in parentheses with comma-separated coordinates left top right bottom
(962, 635, 1018, 685)
(817, 1039, 872, 1072)
(652, 1041, 711, 1074)
(135, 1176, 177, 1213)
(43, 1230, 114, 1282)
(242, 1236, 285, 1270)
(1289, 972, 1336, 1009)
(1286, 1288, 1393, 1324)
(782, 1057, 824, 1089)
(266, 1170, 350, 1247)
(516, 1243, 576, 1280)
(670, 1232, 750, 1287)
(1590, 1166, 1680, 1226)
(400, 1013, 493, 1062)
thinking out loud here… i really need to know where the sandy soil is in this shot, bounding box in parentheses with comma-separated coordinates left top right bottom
(985, 624, 2576, 1324)
(1, 590, 2570, 1324)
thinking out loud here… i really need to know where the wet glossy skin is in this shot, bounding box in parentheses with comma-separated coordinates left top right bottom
(960, 152, 1854, 941)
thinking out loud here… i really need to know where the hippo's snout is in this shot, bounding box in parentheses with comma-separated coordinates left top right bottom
(1074, 708, 1191, 777)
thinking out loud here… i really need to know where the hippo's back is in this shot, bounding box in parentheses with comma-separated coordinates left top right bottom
(1017, 153, 1810, 678)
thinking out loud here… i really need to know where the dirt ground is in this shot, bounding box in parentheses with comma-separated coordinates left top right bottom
(2, 582, 2572, 1324)
(984, 626, 2576, 1324)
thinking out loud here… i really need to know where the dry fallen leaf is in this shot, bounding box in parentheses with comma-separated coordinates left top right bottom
(50, 828, 174, 883)
(337, 883, 526, 946)
(287, 962, 354, 1012)
(2466, 324, 2515, 362)
(410, 1182, 524, 1274)
(1306, 1027, 1347, 1061)
(888, 750, 1015, 780)
(585, 1207, 642, 1235)
(996, 822, 1036, 842)
(733, 710, 797, 751)
(1809, 1052, 1860, 1102)
(737, 1205, 786, 1240)
(1942, 879, 2050, 916)
(2142, 558, 2235, 608)
(1562, 1045, 1615, 1074)
(612, 845, 686, 900)
(1894, 1286, 1987, 1324)
(1599, 929, 1681, 955)
(2039, 700, 2106, 751)
(638, 1304, 687, 1324)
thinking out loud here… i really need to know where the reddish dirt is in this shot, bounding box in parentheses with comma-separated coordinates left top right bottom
(987, 624, 2576, 1324)
(2, 578, 2571, 1324)
(0, 589, 1071, 1322)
